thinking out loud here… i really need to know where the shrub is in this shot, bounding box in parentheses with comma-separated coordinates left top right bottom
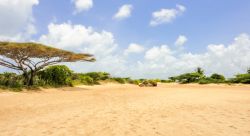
(139, 80, 157, 87)
(0, 72, 23, 89)
(175, 72, 203, 83)
(80, 75, 94, 85)
(84, 72, 110, 81)
(38, 65, 73, 86)
(198, 77, 215, 84)
(111, 78, 126, 84)
(128, 79, 141, 85)
(210, 73, 225, 81)
(230, 74, 250, 84)
(169, 77, 178, 82)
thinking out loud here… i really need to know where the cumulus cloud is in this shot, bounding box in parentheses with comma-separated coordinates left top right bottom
(0, 0, 39, 41)
(39, 22, 117, 56)
(38, 25, 250, 79)
(73, 0, 93, 14)
(38, 22, 128, 76)
(113, 4, 133, 20)
(145, 45, 174, 61)
(130, 33, 250, 79)
(150, 4, 186, 26)
(124, 43, 145, 55)
(175, 35, 188, 46)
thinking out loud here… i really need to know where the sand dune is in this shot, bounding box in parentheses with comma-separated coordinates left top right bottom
(0, 83, 250, 136)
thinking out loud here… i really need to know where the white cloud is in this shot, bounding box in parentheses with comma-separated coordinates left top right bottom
(175, 35, 188, 46)
(39, 23, 117, 56)
(38, 22, 127, 76)
(38, 25, 250, 79)
(150, 4, 186, 26)
(73, 0, 93, 14)
(0, 0, 39, 41)
(113, 4, 133, 20)
(131, 33, 250, 79)
(145, 45, 174, 61)
(124, 43, 145, 55)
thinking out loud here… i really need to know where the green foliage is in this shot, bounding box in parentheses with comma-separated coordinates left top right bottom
(160, 79, 174, 83)
(1, 63, 249, 91)
(174, 72, 203, 83)
(72, 72, 110, 85)
(77, 75, 95, 85)
(210, 73, 225, 81)
(38, 65, 73, 86)
(128, 79, 141, 85)
(198, 78, 212, 84)
(111, 77, 126, 84)
(196, 67, 204, 75)
(198, 77, 225, 84)
(230, 74, 250, 84)
(168, 77, 177, 82)
(83, 72, 110, 81)
(0, 72, 23, 89)
(0, 42, 95, 86)
(247, 68, 250, 74)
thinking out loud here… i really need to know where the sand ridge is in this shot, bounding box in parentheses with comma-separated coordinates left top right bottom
(0, 83, 250, 136)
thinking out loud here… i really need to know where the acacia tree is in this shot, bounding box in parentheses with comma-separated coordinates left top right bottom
(0, 42, 95, 86)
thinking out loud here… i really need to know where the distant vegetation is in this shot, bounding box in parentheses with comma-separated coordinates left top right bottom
(0, 65, 158, 90)
(1, 42, 249, 91)
(169, 67, 250, 84)
(1, 65, 249, 91)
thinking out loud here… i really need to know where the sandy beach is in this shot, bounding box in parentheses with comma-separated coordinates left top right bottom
(0, 83, 250, 136)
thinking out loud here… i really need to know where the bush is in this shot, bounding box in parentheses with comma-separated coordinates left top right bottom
(83, 72, 110, 81)
(198, 77, 214, 84)
(128, 79, 141, 85)
(230, 74, 250, 84)
(210, 73, 225, 81)
(139, 80, 157, 87)
(80, 75, 94, 85)
(38, 65, 73, 86)
(0, 72, 23, 88)
(175, 72, 203, 83)
(169, 77, 177, 82)
(111, 78, 126, 84)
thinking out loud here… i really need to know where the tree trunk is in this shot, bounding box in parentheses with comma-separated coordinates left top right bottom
(28, 71, 35, 86)
(23, 70, 35, 86)
(23, 72, 29, 86)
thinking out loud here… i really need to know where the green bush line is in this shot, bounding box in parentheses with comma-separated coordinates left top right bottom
(0, 66, 249, 91)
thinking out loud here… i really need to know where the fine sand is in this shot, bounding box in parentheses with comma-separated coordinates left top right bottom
(0, 83, 250, 136)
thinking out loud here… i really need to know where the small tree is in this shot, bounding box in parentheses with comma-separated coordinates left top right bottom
(210, 73, 225, 81)
(196, 67, 204, 75)
(0, 42, 95, 86)
(247, 68, 250, 74)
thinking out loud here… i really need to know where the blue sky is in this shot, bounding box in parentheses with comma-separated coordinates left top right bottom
(1, 0, 250, 78)
(33, 0, 250, 52)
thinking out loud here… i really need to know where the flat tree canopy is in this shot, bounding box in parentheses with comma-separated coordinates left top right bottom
(0, 42, 95, 86)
